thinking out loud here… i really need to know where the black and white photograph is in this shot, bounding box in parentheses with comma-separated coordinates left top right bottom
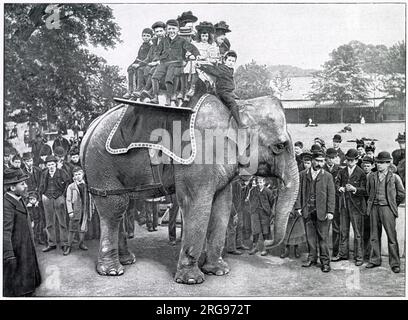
(1, 1, 406, 300)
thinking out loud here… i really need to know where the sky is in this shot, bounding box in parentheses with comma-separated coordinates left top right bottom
(89, 2, 405, 75)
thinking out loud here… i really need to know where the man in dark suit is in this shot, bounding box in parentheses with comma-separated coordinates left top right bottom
(39, 155, 71, 253)
(323, 148, 341, 257)
(332, 149, 367, 266)
(248, 176, 276, 256)
(296, 151, 335, 272)
(226, 178, 250, 255)
(3, 168, 42, 296)
(366, 152, 405, 273)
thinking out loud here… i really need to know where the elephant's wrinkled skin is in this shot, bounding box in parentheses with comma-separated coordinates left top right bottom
(80, 94, 299, 284)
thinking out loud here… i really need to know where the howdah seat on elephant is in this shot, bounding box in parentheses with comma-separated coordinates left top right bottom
(81, 82, 299, 284)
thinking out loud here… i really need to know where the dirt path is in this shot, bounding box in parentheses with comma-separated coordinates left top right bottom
(34, 224, 405, 297)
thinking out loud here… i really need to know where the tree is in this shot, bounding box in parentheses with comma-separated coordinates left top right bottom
(309, 44, 370, 104)
(380, 41, 406, 99)
(270, 70, 292, 99)
(4, 4, 125, 127)
(234, 60, 273, 99)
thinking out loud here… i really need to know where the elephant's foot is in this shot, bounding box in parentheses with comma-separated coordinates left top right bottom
(174, 265, 205, 285)
(119, 251, 136, 265)
(96, 249, 125, 276)
(201, 257, 230, 276)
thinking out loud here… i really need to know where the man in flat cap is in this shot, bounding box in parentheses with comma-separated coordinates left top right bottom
(3, 168, 42, 296)
(124, 28, 153, 99)
(39, 155, 71, 253)
(366, 151, 405, 273)
(295, 151, 335, 272)
(151, 19, 200, 106)
(332, 149, 367, 266)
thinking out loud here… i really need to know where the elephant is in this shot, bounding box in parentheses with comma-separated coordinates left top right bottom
(80, 89, 299, 284)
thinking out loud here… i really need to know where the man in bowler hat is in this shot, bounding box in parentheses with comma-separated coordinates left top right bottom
(332, 134, 345, 165)
(3, 168, 42, 296)
(323, 148, 341, 257)
(366, 151, 405, 273)
(332, 149, 367, 266)
(295, 151, 335, 272)
(392, 132, 405, 185)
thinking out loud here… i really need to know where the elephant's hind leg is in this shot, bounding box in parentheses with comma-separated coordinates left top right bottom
(94, 194, 133, 276)
(201, 184, 232, 276)
(118, 218, 136, 265)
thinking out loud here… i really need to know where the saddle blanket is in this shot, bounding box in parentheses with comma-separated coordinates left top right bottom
(106, 94, 211, 164)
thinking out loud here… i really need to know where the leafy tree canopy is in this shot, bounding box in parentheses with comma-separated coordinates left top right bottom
(5, 3, 126, 126)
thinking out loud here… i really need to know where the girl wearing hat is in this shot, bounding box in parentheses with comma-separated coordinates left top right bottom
(183, 21, 220, 102)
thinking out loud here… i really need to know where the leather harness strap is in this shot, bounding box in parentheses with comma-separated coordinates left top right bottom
(88, 183, 163, 197)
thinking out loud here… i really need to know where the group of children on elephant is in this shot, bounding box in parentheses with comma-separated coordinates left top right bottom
(125, 11, 248, 129)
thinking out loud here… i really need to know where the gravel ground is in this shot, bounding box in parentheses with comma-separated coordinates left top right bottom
(34, 224, 405, 297)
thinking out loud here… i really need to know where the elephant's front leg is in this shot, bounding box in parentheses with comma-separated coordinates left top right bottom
(202, 184, 232, 276)
(175, 194, 213, 284)
(94, 195, 128, 276)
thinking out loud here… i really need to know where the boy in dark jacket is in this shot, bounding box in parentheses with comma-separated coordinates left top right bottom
(27, 191, 46, 245)
(198, 50, 248, 129)
(124, 28, 153, 99)
(151, 19, 200, 106)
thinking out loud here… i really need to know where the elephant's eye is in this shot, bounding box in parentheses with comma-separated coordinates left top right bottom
(270, 142, 286, 155)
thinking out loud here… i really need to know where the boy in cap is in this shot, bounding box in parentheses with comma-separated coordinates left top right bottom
(295, 150, 335, 272)
(124, 28, 153, 99)
(294, 141, 304, 169)
(175, 26, 196, 105)
(22, 152, 42, 193)
(27, 191, 46, 245)
(4, 147, 12, 169)
(64, 167, 90, 255)
(68, 146, 81, 173)
(138, 21, 167, 100)
(366, 151, 405, 273)
(214, 21, 231, 57)
(151, 19, 200, 106)
(10, 154, 22, 169)
(198, 50, 248, 129)
(332, 149, 367, 266)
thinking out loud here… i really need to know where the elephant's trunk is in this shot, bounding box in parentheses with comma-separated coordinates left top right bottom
(266, 155, 299, 248)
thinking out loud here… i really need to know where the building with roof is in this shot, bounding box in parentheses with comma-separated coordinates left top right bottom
(276, 77, 405, 124)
